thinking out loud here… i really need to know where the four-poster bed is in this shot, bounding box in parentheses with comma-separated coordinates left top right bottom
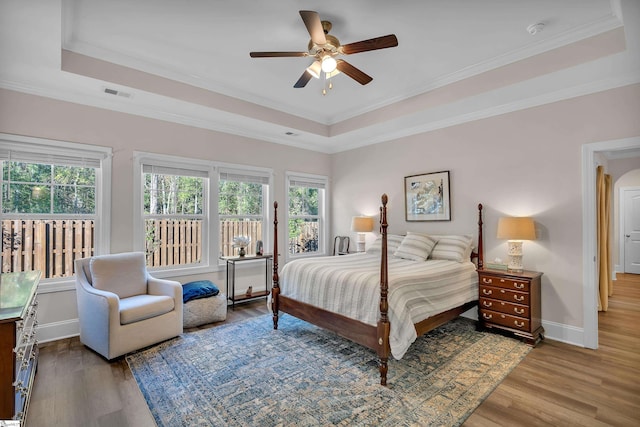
(270, 194, 484, 385)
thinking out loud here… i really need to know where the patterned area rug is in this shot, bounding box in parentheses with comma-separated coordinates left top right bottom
(126, 314, 530, 426)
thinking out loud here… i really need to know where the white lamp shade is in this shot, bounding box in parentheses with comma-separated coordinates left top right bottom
(306, 61, 321, 79)
(321, 56, 337, 73)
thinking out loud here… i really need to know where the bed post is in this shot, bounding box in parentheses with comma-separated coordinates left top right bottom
(477, 203, 484, 270)
(272, 201, 280, 329)
(377, 194, 391, 386)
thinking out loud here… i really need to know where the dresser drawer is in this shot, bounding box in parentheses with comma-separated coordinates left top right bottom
(480, 309, 530, 331)
(479, 274, 530, 291)
(479, 297, 530, 318)
(480, 285, 529, 305)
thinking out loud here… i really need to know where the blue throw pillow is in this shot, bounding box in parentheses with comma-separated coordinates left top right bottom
(182, 280, 220, 303)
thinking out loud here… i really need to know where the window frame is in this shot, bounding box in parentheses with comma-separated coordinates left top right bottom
(285, 171, 329, 261)
(133, 152, 214, 277)
(133, 153, 273, 276)
(217, 164, 272, 264)
(0, 133, 112, 291)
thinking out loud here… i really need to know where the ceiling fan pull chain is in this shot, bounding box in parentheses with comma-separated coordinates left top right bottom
(322, 72, 327, 95)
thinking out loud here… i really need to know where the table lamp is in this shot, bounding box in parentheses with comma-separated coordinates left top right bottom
(351, 216, 374, 252)
(496, 217, 536, 272)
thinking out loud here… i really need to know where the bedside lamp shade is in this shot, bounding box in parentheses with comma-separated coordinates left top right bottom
(497, 217, 535, 272)
(351, 216, 374, 252)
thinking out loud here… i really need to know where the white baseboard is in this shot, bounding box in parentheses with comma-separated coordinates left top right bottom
(36, 318, 79, 343)
(541, 319, 585, 347)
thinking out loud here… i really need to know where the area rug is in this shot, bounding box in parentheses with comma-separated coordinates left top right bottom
(126, 314, 530, 426)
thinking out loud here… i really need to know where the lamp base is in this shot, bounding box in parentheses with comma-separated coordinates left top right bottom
(507, 240, 524, 273)
(356, 232, 366, 253)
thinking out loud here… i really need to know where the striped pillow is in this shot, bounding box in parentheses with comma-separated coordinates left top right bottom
(367, 234, 404, 254)
(394, 232, 437, 261)
(430, 235, 473, 262)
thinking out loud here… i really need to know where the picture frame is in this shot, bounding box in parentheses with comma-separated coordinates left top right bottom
(404, 170, 451, 221)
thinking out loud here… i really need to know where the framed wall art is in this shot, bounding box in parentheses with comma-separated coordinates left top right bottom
(404, 170, 451, 221)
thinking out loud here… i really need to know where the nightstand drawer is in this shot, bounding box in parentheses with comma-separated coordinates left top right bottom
(479, 274, 530, 291)
(479, 297, 530, 318)
(480, 309, 530, 331)
(480, 285, 529, 305)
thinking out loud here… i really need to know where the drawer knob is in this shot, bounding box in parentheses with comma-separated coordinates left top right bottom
(514, 283, 525, 289)
(482, 289, 492, 295)
(482, 301, 492, 307)
(514, 295, 525, 302)
(483, 313, 493, 320)
(514, 320, 525, 328)
(482, 278, 493, 284)
(514, 307, 525, 315)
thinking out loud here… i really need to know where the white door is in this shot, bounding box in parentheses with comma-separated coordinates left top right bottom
(623, 188, 640, 274)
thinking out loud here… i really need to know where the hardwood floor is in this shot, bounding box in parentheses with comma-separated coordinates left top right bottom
(26, 275, 639, 427)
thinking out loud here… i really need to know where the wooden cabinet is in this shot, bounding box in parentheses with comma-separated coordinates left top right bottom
(0, 271, 40, 423)
(478, 268, 544, 346)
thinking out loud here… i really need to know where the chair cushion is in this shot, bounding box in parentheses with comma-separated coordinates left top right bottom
(182, 280, 220, 303)
(119, 294, 175, 325)
(90, 252, 148, 299)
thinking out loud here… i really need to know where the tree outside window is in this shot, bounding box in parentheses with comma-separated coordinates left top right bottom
(218, 172, 268, 257)
(142, 168, 205, 268)
(1, 159, 99, 278)
(287, 173, 327, 257)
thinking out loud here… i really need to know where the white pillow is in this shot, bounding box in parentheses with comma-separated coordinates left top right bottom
(367, 234, 404, 254)
(394, 232, 437, 261)
(429, 235, 473, 262)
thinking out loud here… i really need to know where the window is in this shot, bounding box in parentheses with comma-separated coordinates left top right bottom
(134, 153, 272, 274)
(219, 168, 270, 258)
(0, 134, 111, 281)
(135, 153, 211, 272)
(286, 172, 328, 258)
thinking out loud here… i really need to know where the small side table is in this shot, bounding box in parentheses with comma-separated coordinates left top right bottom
(477, 268, 544, 346)
(223, 254, 273, 310)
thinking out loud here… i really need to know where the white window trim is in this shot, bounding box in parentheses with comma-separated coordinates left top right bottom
(133, 153, 273, 277)
(285, 171, 329, 262)
(133, 151, 215, 277)
(0, 133, 112, 292)
(218, 162, 273, 266)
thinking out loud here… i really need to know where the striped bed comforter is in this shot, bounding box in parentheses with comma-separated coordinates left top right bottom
(278, 253, 478, 359)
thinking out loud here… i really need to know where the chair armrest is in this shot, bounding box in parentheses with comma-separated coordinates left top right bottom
(148, 276, 182, 301)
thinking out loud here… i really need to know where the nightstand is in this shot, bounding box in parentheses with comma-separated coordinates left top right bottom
(477, 268, 544, 346)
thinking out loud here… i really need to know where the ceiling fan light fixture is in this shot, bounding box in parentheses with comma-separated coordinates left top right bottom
(326, 68, 341, 79)
(306, 61, 322, 78)
(321, 55, 337, 73)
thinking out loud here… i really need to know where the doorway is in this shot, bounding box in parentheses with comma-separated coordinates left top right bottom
(620, 186, 640, 274)
(582, 137, 640, 349)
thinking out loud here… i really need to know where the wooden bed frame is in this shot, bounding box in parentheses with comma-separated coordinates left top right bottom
(271, 194, 484, 385)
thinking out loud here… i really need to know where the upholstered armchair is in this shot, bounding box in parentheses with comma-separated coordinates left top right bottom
(75, 252, 183, 360)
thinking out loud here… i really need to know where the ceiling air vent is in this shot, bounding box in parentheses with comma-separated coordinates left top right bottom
(103, 87, 132, 98)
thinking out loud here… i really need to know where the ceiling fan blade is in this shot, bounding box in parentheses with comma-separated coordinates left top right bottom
(299, 10, 327, 45)
(294, 70, 313, 88)
(250, 51, 309, 58)
(340, 34, 398, 55)
(336, 60, 373, 85)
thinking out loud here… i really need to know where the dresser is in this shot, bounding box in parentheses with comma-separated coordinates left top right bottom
(477, 268, 543, 346)
(0, 271, 40, 423)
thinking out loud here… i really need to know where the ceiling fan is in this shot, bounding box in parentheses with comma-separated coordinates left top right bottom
(249, 10, 398, 91)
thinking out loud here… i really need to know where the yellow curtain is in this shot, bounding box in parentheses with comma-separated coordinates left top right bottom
(597, 165, 613, 311)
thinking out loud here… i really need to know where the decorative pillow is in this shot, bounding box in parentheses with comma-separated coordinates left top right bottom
(90, 252, 148, 299)
(394, 232, 437, 261)
(429, 235, 474, 262)
(366, 234, 404, 254)
(182, 280, 220, 303)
